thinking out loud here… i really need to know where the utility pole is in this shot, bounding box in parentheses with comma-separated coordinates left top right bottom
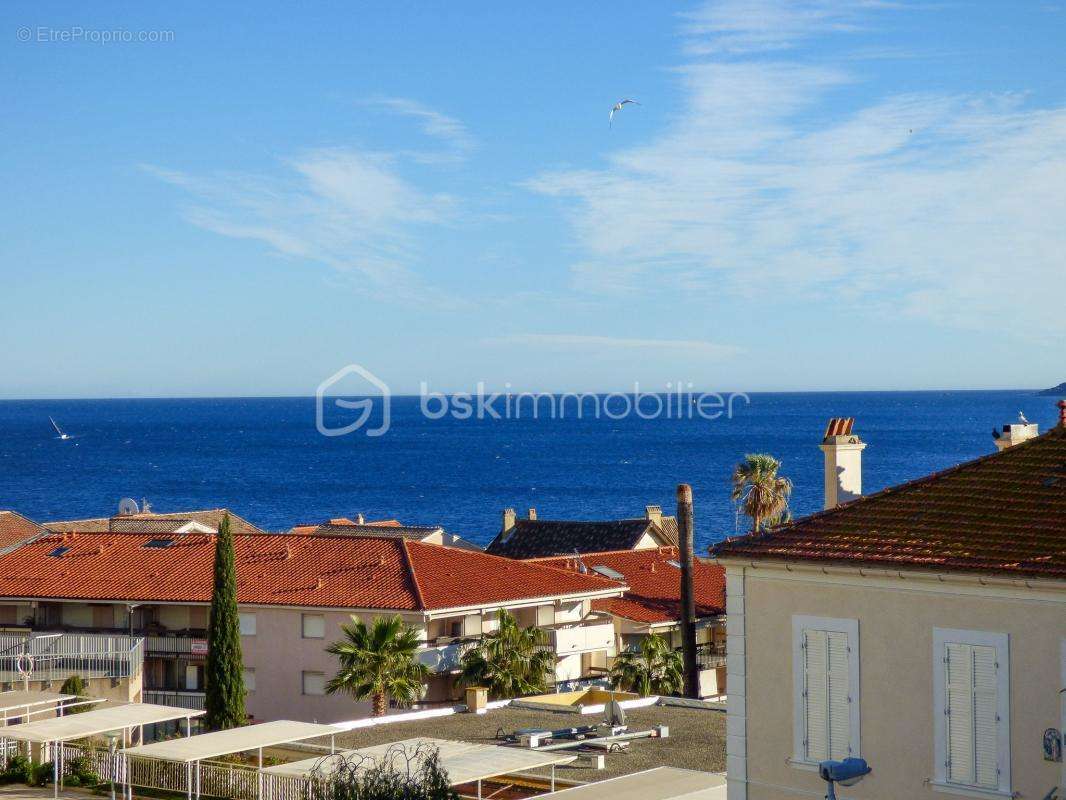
(677, 483, 699, 699)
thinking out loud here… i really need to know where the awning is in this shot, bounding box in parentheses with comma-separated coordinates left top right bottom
(123, 720, 341, 762)
(542, 767, 727, 799)
(1, 702, 203, 744)
(263, 737, 576, 786)
(0, 691, 76, 715)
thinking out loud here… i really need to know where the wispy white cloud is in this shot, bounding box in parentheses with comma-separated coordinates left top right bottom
(489, 334, 741, 358)
(529, 0, 1066, 338)
(367, 97, 475, 163)
(143, 101, 471, 303)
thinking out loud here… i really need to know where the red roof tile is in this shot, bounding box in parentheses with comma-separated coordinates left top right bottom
(0, 512, 46, 551)
(0, 532, 623, 612)
(713, 425, 1066, 579)
(532, 547, 725, 624)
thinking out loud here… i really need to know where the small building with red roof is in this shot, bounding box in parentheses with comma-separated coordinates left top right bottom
(712, 409, 1066, 800)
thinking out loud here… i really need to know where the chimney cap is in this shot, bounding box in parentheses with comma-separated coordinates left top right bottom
(823, 417, 855, 440)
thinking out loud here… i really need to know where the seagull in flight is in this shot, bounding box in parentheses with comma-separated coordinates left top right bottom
(609, 99, 641, 127)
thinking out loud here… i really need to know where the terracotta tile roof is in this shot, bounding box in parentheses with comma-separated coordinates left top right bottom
(44, 509, 263, 535)
(713, 425, 1066, 579)
(0, 512, 46, 552)
(289, 519, 405, 535)
(486, 516, 677, 559)
(531, 547, 725, 625)
(0, 532, 623, 612)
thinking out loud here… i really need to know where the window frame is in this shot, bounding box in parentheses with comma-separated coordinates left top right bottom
(791, 615, 861, 767)
(242, 668, 256, 693)
(302, 670, 326, 696)
(301, 613, 326, 639)
(932, 628, 1011, 797)
(238, 612, 256, 636)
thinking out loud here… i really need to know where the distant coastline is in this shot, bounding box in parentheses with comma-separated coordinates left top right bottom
(1037, 382, 1066, 396)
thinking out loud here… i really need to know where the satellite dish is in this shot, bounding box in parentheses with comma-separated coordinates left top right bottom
(118, 498, 140, 516)
(604, 698, 626, 727)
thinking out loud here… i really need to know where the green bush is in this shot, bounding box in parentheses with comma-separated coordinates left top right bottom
(29, 761, 54, 787)
(0, 754, 31, 784)
(60, 675, 91, 713)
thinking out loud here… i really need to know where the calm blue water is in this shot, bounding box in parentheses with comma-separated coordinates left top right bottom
(0, 391, 1058, 552)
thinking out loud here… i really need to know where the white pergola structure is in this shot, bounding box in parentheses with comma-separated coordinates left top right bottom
(541, 767, 727, 799)
(0, 702, 204, 799)
(0, 690, 104, 768)
(123, 719, 340, 800)
(263, 736, 577, 799)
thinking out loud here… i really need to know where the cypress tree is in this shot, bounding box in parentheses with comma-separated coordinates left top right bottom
(204, 512, 246, 730)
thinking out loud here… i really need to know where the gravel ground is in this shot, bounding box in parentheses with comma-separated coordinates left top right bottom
(328, 703, 726, 781)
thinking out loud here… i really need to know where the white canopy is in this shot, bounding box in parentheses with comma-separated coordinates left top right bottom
(543, 767, 727, 799)
(0, 691, 75, 715)
(1, 702, 202, 744)
(263, 737, 576, 786)
(123, 719, 340, 763)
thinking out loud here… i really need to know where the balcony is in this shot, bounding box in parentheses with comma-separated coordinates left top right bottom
(416, 636, 479, 673)
(0, 632, 144, 683)
(143, 689, 206, 711)
(548, 620, 615, 656)
(145, 634, 208, 656)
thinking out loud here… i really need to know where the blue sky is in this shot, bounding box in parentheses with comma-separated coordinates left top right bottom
(2, 1, 1065, 398)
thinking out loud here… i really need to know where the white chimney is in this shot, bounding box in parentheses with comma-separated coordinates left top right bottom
(527, 508, 537, 521)
(502, 508, 516, 534)
(819, 418, 865, 510)
(645, 505, 663, 526)
(992, 413, 1038, 451)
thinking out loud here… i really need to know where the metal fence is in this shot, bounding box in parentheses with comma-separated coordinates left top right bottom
(61, 744, 309, 800)
(0, 633, 144, 683)
(143, 690, 207, 711)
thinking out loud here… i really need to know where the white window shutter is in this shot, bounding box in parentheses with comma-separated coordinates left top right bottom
(804, 629, 829, 762)
(945, 642, 998, 789)
(972, 646, 999, 789)
(827, 631, 851, 759)
(946, 642, 975, 784)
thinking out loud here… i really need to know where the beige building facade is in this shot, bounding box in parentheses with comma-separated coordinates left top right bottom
(721, 560, 1066, 800)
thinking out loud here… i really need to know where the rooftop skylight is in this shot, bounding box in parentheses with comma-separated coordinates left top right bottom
(591, 565, 624, 580)
(143, 538, 175, 549)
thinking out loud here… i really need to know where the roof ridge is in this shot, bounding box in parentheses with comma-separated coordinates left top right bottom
(398, 539, 426, 610)
(717, 425, 1066, 549)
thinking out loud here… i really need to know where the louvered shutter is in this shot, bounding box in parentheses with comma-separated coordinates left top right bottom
(827, 631, 851, 759)
(972, 645, 999, 788)
(945, 643, 998, 789)
(803, 629, 829, 761)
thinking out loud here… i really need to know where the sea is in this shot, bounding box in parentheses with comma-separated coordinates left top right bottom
(0, 391, 1058, 553)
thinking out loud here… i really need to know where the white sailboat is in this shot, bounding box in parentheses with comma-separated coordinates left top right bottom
(49, 417, 72, 440)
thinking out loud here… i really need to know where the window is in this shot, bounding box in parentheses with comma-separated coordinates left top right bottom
(792, 616, 860, 765)
(933, 629, 1010, 796)
(301, 614, 325, 639)
(239, 613, 256, 636)
(143, 539, 175, 549)
(47, 546, 71, 558)
(591, 565, 625, 580)
(243, 668, 256, 692)
(302, 671, 325, 696)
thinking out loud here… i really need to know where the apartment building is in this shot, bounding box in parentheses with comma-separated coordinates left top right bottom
(531, 547, 727, 693)
(0, 530, 625, 722)
(712, 410, 1066, 800)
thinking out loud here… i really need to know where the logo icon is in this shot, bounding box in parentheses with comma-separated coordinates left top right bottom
(316, 364, 391, 437)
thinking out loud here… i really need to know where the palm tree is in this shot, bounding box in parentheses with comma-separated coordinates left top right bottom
(731, 453, 792, 533)
(326, 614, 430, 717)
(610, 634, 684, 697)
(460, 610, 554, 699)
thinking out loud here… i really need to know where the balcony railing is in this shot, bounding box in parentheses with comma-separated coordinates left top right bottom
(416, 636, 481, 673)
(143, 689, 206, 711)
(548, 620, 615, 655)
(0, 632, 144, 684)
(691, 641, 727, 670)
(145, 634, 208, 656)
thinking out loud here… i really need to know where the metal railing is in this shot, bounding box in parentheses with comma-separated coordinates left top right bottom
(0, 632, 144, 683)
(691, 641, 727, 670)
(61, 743, 309, 800)
(143, 690, 207, 711)
(145, 635, 208, 656)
